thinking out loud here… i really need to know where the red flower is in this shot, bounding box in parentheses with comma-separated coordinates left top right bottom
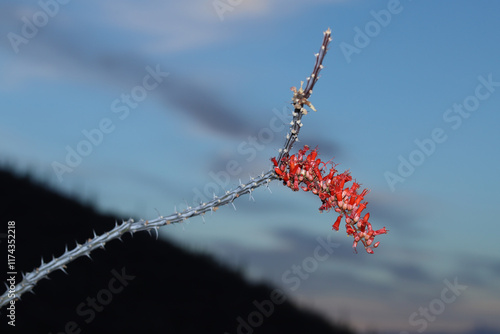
(272, 146, 387, 254)
(332, 215, 342, 231)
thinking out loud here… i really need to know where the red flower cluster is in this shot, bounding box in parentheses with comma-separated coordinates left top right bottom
(272, 145, 387, 254)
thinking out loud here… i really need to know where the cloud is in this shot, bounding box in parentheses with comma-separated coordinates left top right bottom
(97, 0, 348, 54)
(0, 1, 348, 138)
(0, 3, 264, 138)
(99, 1, 232, 54)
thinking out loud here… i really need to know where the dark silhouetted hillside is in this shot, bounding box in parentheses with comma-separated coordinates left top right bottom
(0, 168, 354, 334)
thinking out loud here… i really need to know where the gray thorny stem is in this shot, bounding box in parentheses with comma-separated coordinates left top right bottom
(0, 28, 332, 308)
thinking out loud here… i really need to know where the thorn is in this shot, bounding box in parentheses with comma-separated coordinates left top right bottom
(154, 227, 159, 240)
(93, 230, 97, 238)
(60, 265, 68, 275)
(154, 207, 162, 218)
(231, 202, 237, 211)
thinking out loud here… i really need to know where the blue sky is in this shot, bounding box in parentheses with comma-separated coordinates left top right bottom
(1, 1, 500, 333)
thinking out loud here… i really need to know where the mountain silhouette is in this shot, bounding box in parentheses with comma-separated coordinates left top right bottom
(0, 168, 354, 334)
